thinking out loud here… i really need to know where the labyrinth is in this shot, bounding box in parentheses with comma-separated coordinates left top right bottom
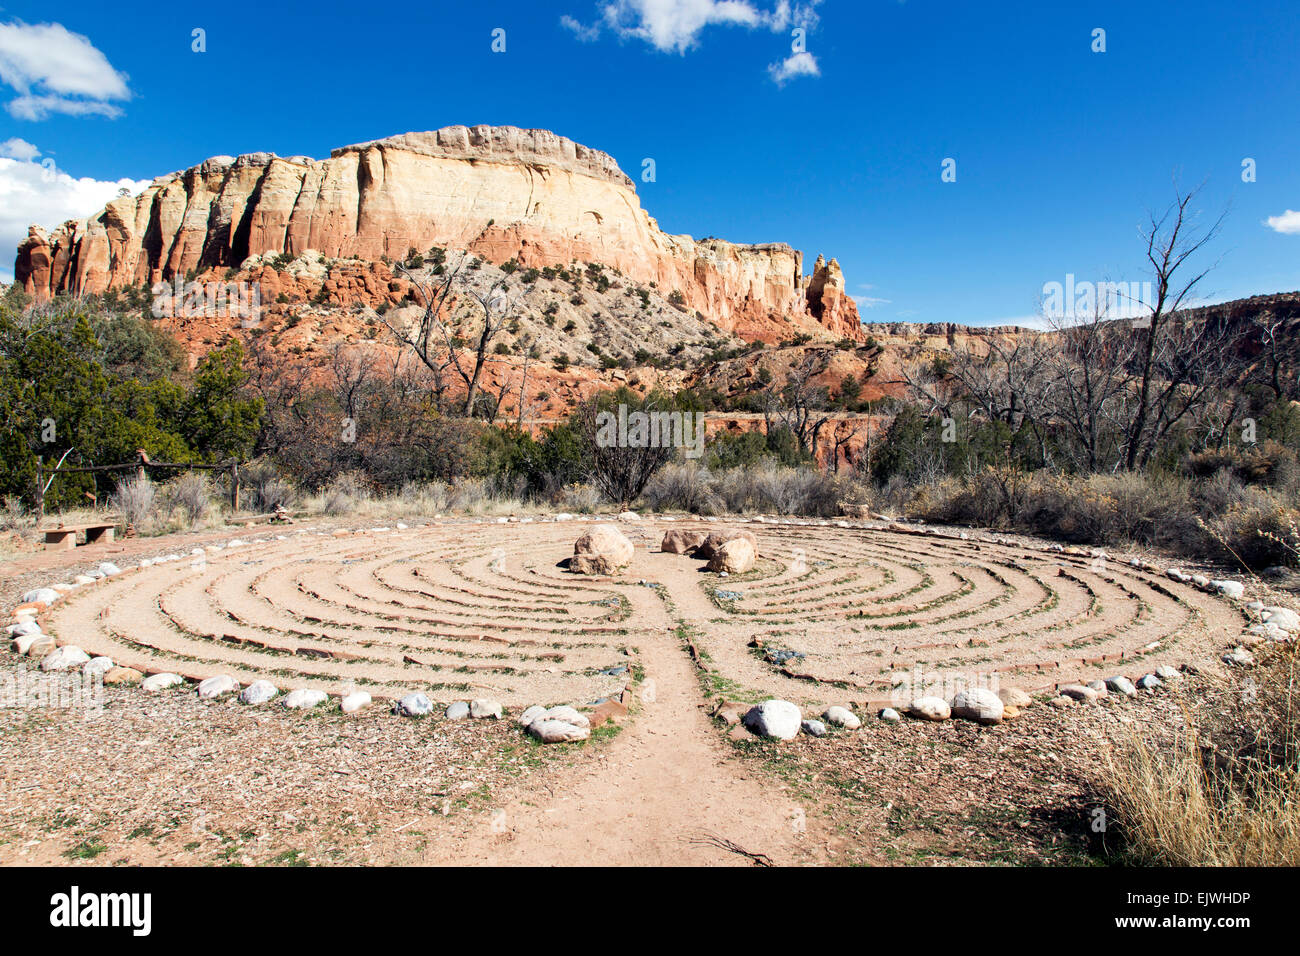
(42, 518, 1248, 709)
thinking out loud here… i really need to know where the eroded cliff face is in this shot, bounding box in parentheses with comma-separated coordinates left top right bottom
(14, 125, 862, 342)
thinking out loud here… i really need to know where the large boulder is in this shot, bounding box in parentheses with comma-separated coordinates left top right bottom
(661, 529, 707, 554)
(950, 688, 1004, 725)
(696, 529, 758, 559)
(742, 699, 802, 740)
(707, 537, 755, 574)
(571, 524, 634, 575)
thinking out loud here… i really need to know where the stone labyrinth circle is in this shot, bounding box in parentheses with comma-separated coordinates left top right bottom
(45, 518, 1245, 708)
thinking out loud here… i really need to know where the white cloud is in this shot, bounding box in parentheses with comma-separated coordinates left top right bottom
(1264, 209, 1300, 235)
(563, 0, 822, 55)
(0, 137, 39, 160)
(0, 20, 131, 120)
(0, 147, 149, 283)
(768, 50, 819, 85)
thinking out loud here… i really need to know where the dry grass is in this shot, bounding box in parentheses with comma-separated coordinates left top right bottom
(1101, 645, 1300, 866)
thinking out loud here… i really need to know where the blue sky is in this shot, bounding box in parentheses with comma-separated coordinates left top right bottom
(1, 0, 1297, 324)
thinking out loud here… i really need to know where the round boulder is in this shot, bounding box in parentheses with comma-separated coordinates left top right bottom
(41, 646, 91, 673)
(197, 675, 239, 699)
(907, 696, 951, 721)
(707, 537, 755, 574)
(661, 529, 707, 554)
(571, 524, 635, 575)
(239, 680, 279, 705)
(743, 699, 803, 740)
(951, 688, 1005, 725)
(696, 529, 758, 560)
(823, 705, 861, 730)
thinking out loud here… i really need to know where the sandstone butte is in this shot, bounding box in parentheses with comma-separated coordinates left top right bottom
(13, 125, 862, 344)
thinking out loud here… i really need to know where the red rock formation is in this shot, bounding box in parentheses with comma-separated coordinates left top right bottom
(14, 125, 861, 344)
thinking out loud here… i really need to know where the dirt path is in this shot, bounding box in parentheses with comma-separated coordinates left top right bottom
(440, 569, 825, 866)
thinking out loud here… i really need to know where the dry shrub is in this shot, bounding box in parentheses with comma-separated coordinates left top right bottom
(1102, 645, 1300, 865)
(109, 475, 155, 529)
(320, 471, 371, 516)
(242, 461, 298, 514)
(641, 463, 723, 515)
(556, 482, 604, 513)
(156, 471, 213, 528)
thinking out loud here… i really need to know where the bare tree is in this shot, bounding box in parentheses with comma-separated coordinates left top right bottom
(1125, 182, 1227, 469)
(760, 351, 833, 459)
(387, 253, 515, 417)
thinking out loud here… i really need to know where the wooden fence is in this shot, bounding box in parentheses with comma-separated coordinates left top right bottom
(34, 450, 243, 517)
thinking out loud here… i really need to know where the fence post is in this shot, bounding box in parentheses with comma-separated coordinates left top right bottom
(35, 456, 44, 519)
(230, 462, 240, 513)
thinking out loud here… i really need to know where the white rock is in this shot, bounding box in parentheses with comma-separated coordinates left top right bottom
(40, 646, 91, 672)
(98, 562, 122, 576)
(801, 719, 827, 737)
(539, 705, 590, 728)
(1154, 664, 1181, 681)
(528, 719, 591, 743)
(1261, 607, 1300, 633)
(1086, 680, 1109, 696)
(951, 687, 1005, 724)
(1058, 684, 1099, 703)
(822, 705, 861, 730)
(470, 699, 503, 719)
(445, 701, 470, 720)
(743, 699, 803, 740)
(394, 692, 433, 716)
(1105, 676, 1137, 696)
(282, 688, 328, 710)
(84, 656, 115, 679)
(1213, 580, 1245, 600)
(879, 707, 901, 723)
(198, 675, 239, 699)
(21, 587, 59, 605)
(1136, 674, 1163, 690)
(142, 673, 183, 692)
(617, 511, 641, 520)
(1222, 647, 1255, 667)
(1246, 622, 1290, 641)
(340, 691, 372, 713)
(73, 574, 97, 586)
(239, 680, 279, 705)
(553, 513, 574, 522)
(11, 633, 44, 655)
(907, 696, 951, 721)
(6, 620, 41, 637)
(519, 705, 547, 727)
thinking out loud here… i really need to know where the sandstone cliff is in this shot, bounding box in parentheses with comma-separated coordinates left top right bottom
(14, 125, 862, 343)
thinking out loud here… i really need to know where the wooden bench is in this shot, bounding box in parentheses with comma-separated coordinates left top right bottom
(42, 522, 117, 551)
